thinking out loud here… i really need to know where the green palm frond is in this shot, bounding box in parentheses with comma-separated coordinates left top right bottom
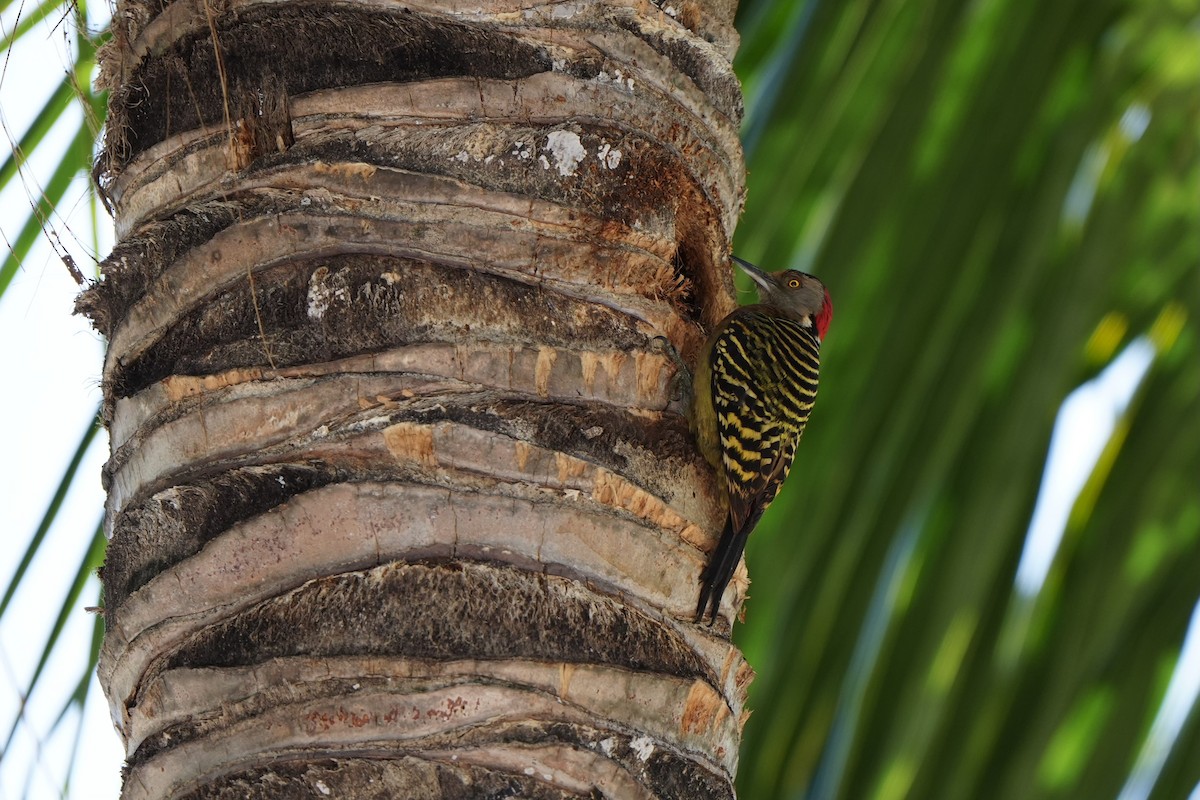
(733, 0, 1199, 797)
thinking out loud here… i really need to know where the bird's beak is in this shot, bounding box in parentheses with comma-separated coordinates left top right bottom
(730, 256, 773, 292)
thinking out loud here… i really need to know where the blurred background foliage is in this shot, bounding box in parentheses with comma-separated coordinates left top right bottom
(730, 0, 1199, 798)
(0, 0, 1197, 796)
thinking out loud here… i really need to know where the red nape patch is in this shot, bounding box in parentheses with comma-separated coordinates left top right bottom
(816, 288, 833, 340)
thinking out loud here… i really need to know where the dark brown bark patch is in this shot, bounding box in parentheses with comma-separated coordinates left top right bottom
(106, 6, 552, 169)
(647, 748, 736, 799)
(167, 560, 710, 680)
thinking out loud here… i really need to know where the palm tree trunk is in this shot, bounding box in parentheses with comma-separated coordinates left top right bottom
(79, 0, 749, 796)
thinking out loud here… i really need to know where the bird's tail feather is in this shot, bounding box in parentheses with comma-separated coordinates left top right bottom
(695, 517, 752, 624)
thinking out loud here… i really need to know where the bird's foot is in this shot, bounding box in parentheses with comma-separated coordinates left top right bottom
(651, 335, 693, 412)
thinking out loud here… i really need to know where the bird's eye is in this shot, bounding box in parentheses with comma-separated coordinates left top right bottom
(787, 278, 801, 288)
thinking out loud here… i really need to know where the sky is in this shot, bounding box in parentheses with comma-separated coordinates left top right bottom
(0, 216, 119, 799)
(0, 5, 1195, 800)
(0, 7, 122, 797)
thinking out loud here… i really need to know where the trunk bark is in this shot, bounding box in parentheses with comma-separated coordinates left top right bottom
(80, 0, 749, 796)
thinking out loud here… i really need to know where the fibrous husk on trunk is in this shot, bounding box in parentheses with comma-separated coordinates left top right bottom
(81, 1, 750, 797)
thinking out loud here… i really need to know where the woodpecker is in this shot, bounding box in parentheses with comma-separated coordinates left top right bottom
(693, 256, 833, 624)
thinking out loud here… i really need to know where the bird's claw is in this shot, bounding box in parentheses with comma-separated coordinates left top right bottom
(650, 335, 693, 409)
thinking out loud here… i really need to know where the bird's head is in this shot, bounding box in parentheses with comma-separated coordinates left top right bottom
(732, 256, 833, 340)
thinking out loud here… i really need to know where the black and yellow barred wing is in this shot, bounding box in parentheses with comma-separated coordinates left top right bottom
(709, 307, 821, 535)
